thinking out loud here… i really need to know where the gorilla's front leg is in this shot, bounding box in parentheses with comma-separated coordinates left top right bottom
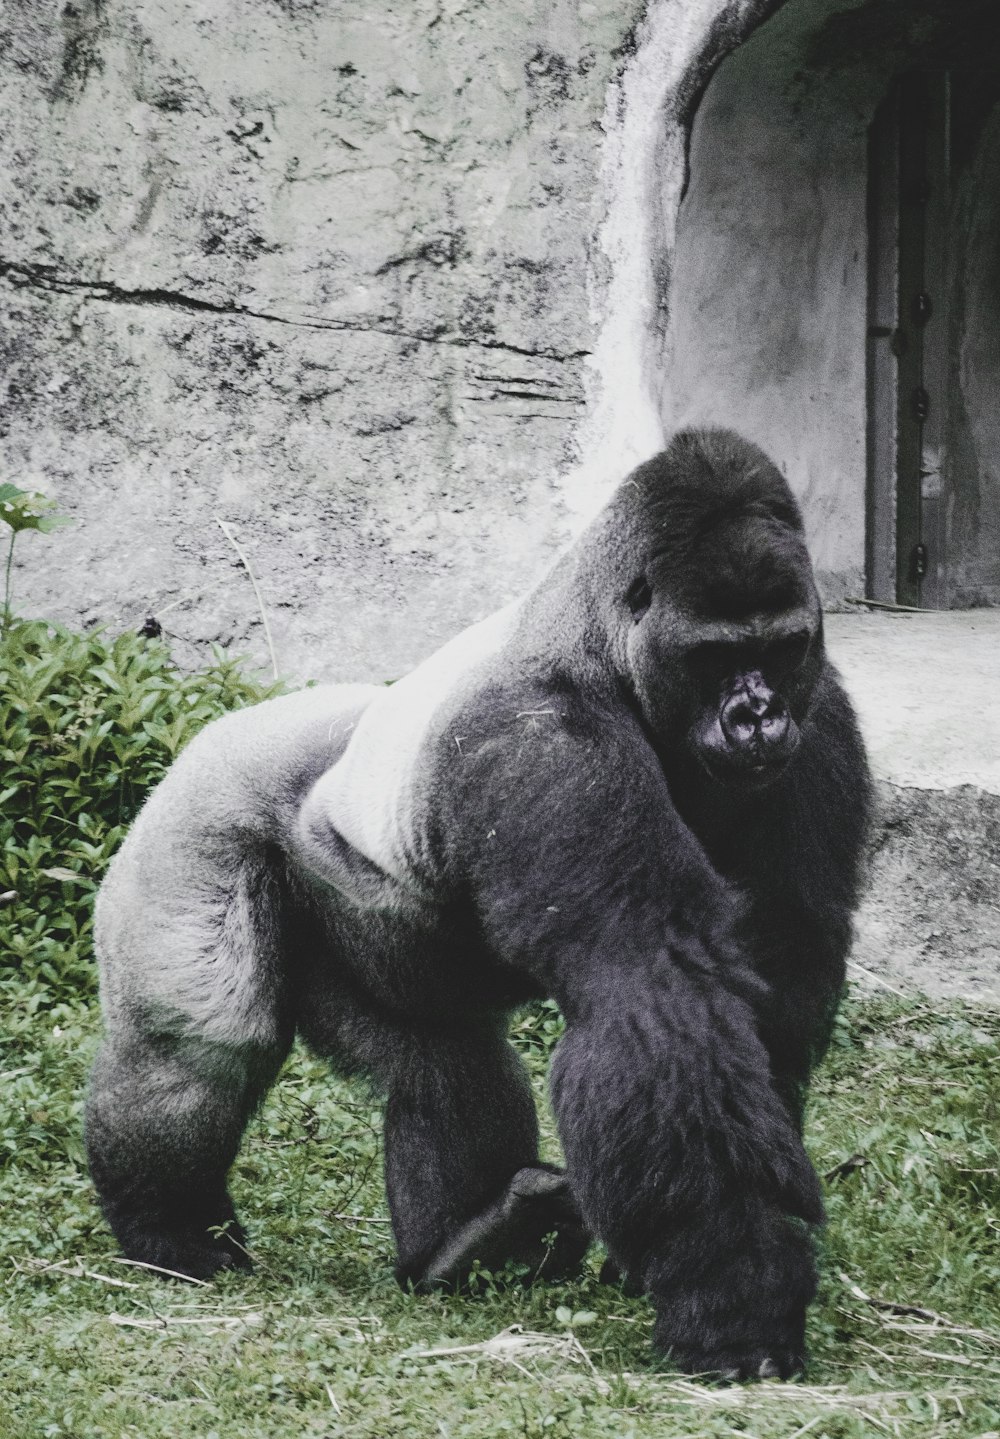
(382, 1021, 589, 1290)
(550, 952, 823, 1381)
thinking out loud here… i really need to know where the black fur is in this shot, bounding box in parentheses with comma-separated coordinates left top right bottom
(86, 429, 871, 1379)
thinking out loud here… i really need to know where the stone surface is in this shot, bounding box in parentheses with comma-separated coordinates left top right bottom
(658, 0, 877, 603)
(853, 783, 1000, 1001)
(0, 0, 643, 682)
(655, 0, 1000, 609)
(826, 611, 1000, 998)
(3, 0, 884, 683)
(826, 610, 1000, 795)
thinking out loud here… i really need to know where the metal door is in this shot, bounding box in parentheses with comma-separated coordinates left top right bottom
(867, 71, 949, 607)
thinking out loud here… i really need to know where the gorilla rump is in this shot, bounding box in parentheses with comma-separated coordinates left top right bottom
(86, 429, 871, 1379)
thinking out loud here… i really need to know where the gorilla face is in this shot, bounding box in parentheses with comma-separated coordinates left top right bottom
(683, 627, 817, 789)
(622, 510, 822, 792)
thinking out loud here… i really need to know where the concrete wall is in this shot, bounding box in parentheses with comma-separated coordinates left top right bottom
(0, 0, 813, 682)
(0, 0, 644, 682)
(657, 0, 1000, 610)
(658, 0, 887, 604)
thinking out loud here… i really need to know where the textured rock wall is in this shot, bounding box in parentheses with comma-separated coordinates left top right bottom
(8, 0, 921, 682)
(0, 0, 643, 681)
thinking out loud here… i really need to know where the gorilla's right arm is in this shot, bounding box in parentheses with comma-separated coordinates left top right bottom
(437, 690, 822, 1380)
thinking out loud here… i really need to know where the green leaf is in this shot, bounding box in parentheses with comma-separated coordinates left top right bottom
(0, 484, 72, 536)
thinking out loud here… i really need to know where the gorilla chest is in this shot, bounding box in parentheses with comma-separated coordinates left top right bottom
(303, 880, 542, 1020)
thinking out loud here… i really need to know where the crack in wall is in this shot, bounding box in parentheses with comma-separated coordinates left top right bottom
(0, 258, 591, 365)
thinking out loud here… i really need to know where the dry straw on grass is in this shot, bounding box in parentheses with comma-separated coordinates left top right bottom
(413, 1322, 973, 1431)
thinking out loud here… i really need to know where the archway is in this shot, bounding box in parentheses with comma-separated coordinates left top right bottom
(658, 0, 1000, 608)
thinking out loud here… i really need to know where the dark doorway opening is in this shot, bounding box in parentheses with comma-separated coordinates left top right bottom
(866, 8, 1000, 608)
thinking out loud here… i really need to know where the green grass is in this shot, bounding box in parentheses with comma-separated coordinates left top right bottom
(3, 992, 1000, 1439)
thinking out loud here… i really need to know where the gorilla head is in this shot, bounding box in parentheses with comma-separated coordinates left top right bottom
(583, 430, 823, 791)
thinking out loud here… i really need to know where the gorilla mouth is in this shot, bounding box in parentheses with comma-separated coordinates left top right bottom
(695, 743, 796, 792)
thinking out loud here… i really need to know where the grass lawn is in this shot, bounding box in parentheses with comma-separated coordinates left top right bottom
(3, 990, 1000, 1439)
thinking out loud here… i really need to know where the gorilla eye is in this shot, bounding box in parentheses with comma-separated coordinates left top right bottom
(626, 577, 652, 621)
(765, 630, 811, 677)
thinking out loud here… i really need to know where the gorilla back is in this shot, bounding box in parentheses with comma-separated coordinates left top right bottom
(87, 428, 872, 1379)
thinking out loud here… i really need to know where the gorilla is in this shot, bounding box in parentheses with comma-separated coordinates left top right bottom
(86, 429, 872, 1380)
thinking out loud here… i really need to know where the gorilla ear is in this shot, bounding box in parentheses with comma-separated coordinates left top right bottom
(625, 577, 652, 621)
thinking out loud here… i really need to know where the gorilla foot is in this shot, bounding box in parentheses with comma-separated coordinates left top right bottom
(598, 1254, 643, 1296)
(663, 1343, 804, 1383)
(411, 1167, 590, 1291)
(106, 1209, 252, 1281)
(655, 1303, 806, 1383)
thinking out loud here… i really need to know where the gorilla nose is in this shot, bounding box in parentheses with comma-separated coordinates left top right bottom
(720, 674, 790, 753)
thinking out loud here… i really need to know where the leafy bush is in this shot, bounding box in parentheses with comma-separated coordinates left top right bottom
(510, 998, 566, 1058)
(0, 617, 277, 1011)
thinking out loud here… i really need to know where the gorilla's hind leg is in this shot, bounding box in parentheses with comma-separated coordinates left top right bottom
(379, 1020, 589, 1290)
(86, 1034, 289, 1279)
(299, 994, 589, 1289)
(416, 1164, 587, 1291)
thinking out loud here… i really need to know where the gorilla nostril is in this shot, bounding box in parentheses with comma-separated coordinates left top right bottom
(721, 691, 789, 750)
(720, 696, 758, 746)
(760, 705, 790, 742)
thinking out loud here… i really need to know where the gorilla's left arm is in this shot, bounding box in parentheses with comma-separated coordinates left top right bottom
(438, 691, 823, 1378)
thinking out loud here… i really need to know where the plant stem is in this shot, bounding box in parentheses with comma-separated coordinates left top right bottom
(215, 518, 279, 681)
(2, 529, 14, 637)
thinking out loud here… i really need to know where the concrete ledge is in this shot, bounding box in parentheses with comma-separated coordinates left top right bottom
(824, 613, 1000, 997)
(826, 611, 1000, 796)
(853, 783, 1000, 1001)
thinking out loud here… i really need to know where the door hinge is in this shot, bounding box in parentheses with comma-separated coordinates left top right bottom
(911, 291, 933, 324)
(911, 386, 930, 422)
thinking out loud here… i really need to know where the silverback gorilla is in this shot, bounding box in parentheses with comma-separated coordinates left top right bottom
(86, 429, 872, 1379)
